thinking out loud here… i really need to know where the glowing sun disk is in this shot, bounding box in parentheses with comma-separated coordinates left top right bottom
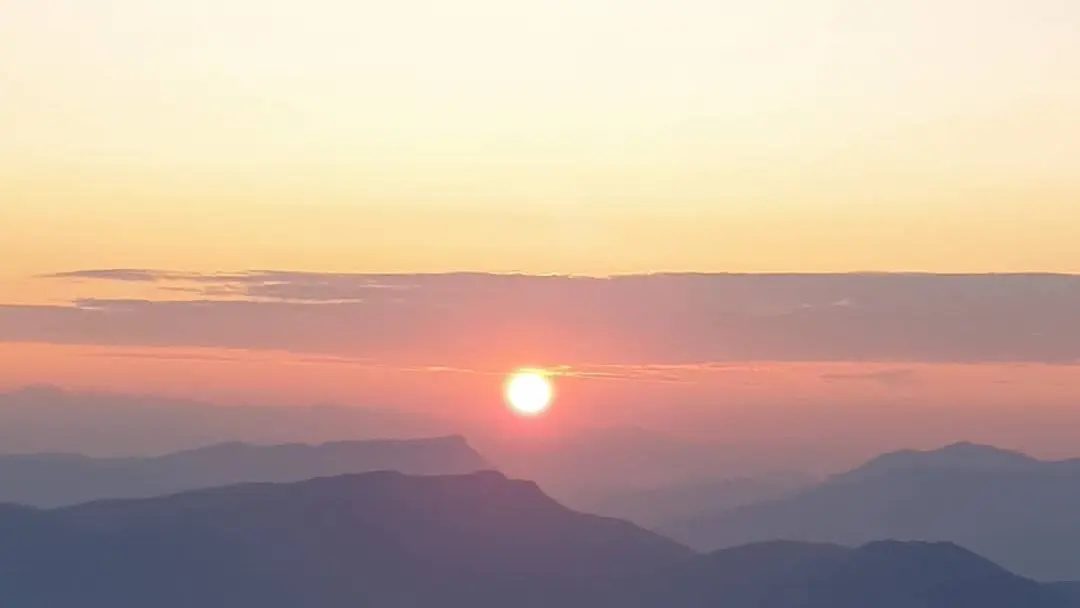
(505, 371, 553, 416)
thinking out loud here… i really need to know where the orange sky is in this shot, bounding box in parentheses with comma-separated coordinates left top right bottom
(3, 193, 1080, 307)
(4, 341, 1080, 456)
(4, 340, 1079, 414)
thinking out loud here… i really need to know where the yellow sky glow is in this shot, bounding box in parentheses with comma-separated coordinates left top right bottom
(3, 0, 1080, 298)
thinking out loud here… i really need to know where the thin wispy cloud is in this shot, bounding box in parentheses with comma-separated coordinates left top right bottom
(44, 269, 195, 283)
(80, 348, 696, 384)
(821, 369, 919, 387)
(44, 269, 419, 303)
(6, 271, 1080, 366)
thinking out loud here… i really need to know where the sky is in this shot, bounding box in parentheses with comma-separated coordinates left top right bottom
(4, 0, 1080, 283)
(1, 1, 1079, 452)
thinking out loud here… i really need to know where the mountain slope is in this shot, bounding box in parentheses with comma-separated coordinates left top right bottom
(0, 435, 488, 506)
(632, 540, 1070, 608)
(0, 471, 1074, 607)
(663, 443, 1080, 581)
(0, 471, 693, 607)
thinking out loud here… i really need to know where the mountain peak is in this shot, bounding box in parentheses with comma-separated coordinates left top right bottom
(663, 442, 1080, 582)
(937, 442, 1033, 459)
(837, 442, 1037, 482)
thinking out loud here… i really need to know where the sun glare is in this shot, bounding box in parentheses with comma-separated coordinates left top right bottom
(505, 371, 553, 416)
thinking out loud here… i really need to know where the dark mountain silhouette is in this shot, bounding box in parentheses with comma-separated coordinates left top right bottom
(1051, 583, 1080, 604)
(0, 435, 488, 506)
(0, 471, 1075, 607)
(630, 540, 1071, 608)
(0, 471, 692, 607)
(663, 443, 1080, 581)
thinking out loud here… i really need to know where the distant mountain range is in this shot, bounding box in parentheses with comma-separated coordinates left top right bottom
(0, 435, 487, 506)
(569, 473, 812, 528)
(663, 442, 1080, 581)
(0, 387, 816, 499)
(0, 385, 459, 455)
(0, 471, 1073, 607)
(833, 441, 1040, 482)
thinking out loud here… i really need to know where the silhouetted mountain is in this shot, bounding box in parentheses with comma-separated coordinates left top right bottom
(0, 388, 816, 500)
(664, 443, 1080, 581)
(0, 436, 488, 506)
(836, 442, 1039, 483)
(1, 471, 1073, 607)
(1050, 582, 1080, 604)
(631, 540, 1070, 608)
(0, 471, 692, 607)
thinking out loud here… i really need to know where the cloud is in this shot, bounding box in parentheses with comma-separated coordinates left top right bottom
(6, 271, 1080, 366)
(42, 269, 195, 283)
(821, 369, 919, 387)
(86, 349, 264, 363)
(45, 269, 419, 303)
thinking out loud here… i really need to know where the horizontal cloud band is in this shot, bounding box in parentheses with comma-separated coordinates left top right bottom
(3, 270, 1079, 365)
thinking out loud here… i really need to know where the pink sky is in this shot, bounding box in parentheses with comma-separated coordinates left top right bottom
(2, 272, 1078, 459)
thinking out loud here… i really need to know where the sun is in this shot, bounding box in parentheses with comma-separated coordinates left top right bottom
(505, 370, 554, 416)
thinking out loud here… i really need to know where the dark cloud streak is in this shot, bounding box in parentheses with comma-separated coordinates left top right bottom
(44, 269, 420, 303)
(821, 369, 919, 387)
(8, 271, 1080, 365)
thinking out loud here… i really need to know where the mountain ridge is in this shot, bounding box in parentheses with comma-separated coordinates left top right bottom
(0, 435, 489, 507)
(0, 470, 692, 607)
(664, 442, 1080, 581)
(0, 470, 1075, 607)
